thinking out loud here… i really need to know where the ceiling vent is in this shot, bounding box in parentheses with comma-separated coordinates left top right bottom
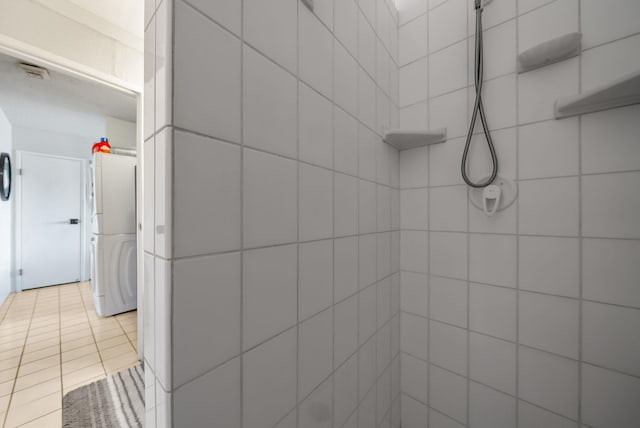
(18, 62, 50, 80)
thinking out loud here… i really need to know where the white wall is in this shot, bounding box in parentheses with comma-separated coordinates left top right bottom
(397, 0, 640, 427)
(0, 107, 12, 305)
(144, 0, 402, 426)
(0, 0, 143, 89)
(106, 117, 136, 148)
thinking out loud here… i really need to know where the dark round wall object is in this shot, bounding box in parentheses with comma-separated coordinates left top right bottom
(0, 152, 11, 201)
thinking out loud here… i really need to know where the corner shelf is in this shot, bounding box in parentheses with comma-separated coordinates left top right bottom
(555, 70, 640, 119)
(383, 128, 447, 151)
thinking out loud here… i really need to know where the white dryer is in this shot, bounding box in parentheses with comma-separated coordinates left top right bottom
(90, 152, 137, 316)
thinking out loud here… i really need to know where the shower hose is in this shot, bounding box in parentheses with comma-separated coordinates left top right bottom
(461, 0, 499, 188)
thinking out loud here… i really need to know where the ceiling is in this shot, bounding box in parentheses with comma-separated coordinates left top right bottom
(0, 52, 137, 130)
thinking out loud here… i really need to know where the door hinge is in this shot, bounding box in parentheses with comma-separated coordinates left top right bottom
(18, 269, 23, 276)
(18, 168, 23, 176)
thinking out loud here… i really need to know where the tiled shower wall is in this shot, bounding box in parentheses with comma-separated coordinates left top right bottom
(143, 0, 403, 426)
(397, 0, 640, 427)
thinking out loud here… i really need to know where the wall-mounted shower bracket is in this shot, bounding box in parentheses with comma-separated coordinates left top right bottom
(469, 175, 517, 215)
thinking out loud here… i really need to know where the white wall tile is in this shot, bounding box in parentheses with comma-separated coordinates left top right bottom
(400, 146, 429, 189)
(467, 19, 516, 83)
(334, 173, 359, 237)
(334, 353, 359, 428)
(399, 14, 428, 66)
(359, 179, 377, 233)
(518, 177, 579, 236)
(334, 236, 359, 302)
(519, 292, 580, 359)
(377, 232, 392, 280)
(359, 284, 378, 344)
(428, 137, 465, 186)
(299, 84, 334, 169)
(429, 276, 467, 328)
(429, 232, 467, 280)
(518, 0, 579, 52)
(299, 240, 333, 320)
(155, 0, 172, 133)
(401, 271, 429, 317)
(359, 125, 377, 181)
(359, 336, 377, 399)
(173, 131, 241, 257)
(469, 381, 516, 428)
(518, 400, 578, 428)
(429, 89, 468, 139)
(300, 6, 334, 98)
(581, 34, 640, 93)
(299, 308, 333, 400)
(428, 0, 467, 53)
(243, 245, 297, 350)
(173, 357, 241, 426)
(401, 231, 429, 273)
(397, 0, 427, 25)
(581, 105, 640, 174)
(243, 149, 298, 248)
(188, 0, 240, 35)
(429, 321, 468, 376)
(335, 0, 359, 57)
(243, 329, 297, 428)
(582, 172, 640, 239)
(466, 127, 517, 182)
(469, 73, 517, 130)
(243, 0, 297, 72)
(243, 46, 298, 158)
(469, 234, 517, 288)
(359, 234, 378, 289)
(334, 41, 359, 117)
(469, 332, 516, 395)
(429, 40, 467, 97)
(172, 253, 241, 387)
(429, 364, 467, 424)
(401, 394, 429, 428)
(359, 69, 377, 130)
(299, 377, 332, 428)
(518, 346, 579, 420)
(359, 0, 376, 26)
(400, 102, 429, 129)
(154, 129, 172, 258)
(470, 283, 517, 341)
(583, 238, 640, 309)
(518, 118, 579, 179)
(401, 353, 429, 403)
(334, 107, 359, 176)
(581, 0, 640, 48)
(174, 1, 241, 142)
(334, 295, 358, 366)
(143, 139, 155, 253)
(583, 301, 640, 377)
(517, 58, 579, 124)
(359, 12, 377, 78)
(377, 185, 392, 231)
(399, 58, 429, 107)
(519, 236, 580, 298)
(155, 258, 172, 390)
(401, 312, 429, 360)
(429, 409, 465, 428)
(143, 254, 155, 370)
(401, 188, 429, 230)
(581, 364, 640, 428)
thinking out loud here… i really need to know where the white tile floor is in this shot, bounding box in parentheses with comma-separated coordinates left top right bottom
(0, 282, 139, 427)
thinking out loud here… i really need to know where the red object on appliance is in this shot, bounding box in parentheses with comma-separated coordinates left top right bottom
(92, 137, 111, 154)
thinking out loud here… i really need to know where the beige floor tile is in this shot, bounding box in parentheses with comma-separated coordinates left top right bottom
(17, 355, 60, 377)
(20, 344, 59, 365)
(24, 336, 59, 353)
(96, 334, 129, 351)
(13, 366, 60, 392)
(60, 335, 94, 353)
(0, 347, 23, 362)
(0, 393, 10, 413)
(4, 391, 61, 428)
(62, 352, 101, 375)
(60, 328, 92, 343)
(103, 352, 138, 375)
(61, 364, 104, 389)
(0, 367, 18, 384)
(0, 379, 14, 398)
(9, 377, 60, 408)
(61, 344, 98, 363)
(1, 356, 21, 371)
(19, 409, 62, 428)
(99, 342, 135, 361)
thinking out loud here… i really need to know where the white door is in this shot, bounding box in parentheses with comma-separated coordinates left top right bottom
(19, 152, 84, 289)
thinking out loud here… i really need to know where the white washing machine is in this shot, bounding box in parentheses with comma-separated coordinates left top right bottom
(90, 152, 137, 316)
(91, 234, 137, 316)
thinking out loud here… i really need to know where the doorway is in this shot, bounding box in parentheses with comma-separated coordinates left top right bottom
(16, 151, 86, 290)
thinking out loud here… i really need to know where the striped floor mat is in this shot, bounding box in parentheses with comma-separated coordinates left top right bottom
(63, 365, 144, 428)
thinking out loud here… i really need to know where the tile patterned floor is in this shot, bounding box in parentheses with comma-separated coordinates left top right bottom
(0, 282, 139, 427)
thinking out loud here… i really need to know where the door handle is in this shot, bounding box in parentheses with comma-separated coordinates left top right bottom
(69, 218, 79, 224)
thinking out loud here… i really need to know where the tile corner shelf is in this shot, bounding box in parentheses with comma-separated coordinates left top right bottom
(555, 70, 640, 119)
(383, 128, 447, 151)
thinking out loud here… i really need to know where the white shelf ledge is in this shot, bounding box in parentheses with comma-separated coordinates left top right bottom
(383, 128, 447, 151)
(555, 70, 640, 119)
